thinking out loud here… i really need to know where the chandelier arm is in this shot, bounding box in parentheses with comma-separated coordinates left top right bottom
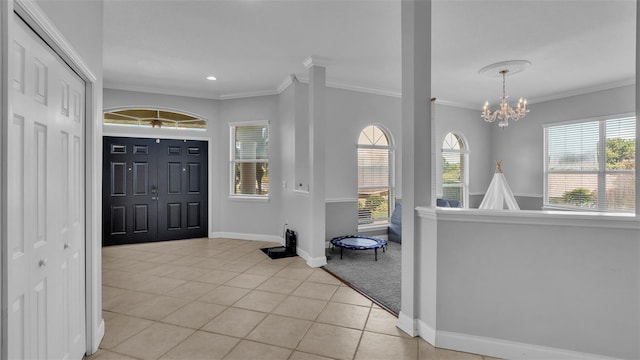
(480, 67, 529, 127)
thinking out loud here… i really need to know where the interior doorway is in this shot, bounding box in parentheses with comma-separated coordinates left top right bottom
(102, 137, 208, 246)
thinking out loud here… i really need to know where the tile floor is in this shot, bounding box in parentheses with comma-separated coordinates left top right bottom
(87, 237, 497, 360)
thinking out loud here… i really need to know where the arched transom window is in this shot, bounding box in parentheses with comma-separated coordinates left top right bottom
(441, 132, 468, 207)
(104, 108, 207, 130)
(358, 125, 394, 226)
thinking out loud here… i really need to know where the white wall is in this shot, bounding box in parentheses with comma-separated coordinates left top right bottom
(103, 88, 219, 123)
(219, 95, 283, 239)
(103, 88, 221, 233)
(103, 89, 287, 241)
(434, 85, 636, 210)
(279, 83, 313, 256)
(491, 85, 635, 200)
(434, 103, 492, 204)
(325, 88, 402, 200)
(428, 209, 639, 359)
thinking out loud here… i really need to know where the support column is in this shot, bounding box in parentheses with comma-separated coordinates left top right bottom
(636, 0, 640, 217)
(398, 0, 433, 340)
(634, 7, 640, 359)
(305, 56, 329, 267)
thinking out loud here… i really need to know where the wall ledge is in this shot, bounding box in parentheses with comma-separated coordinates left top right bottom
(415, 207, 640, 230)
(416, 206, 437, 220)
(436, 330, 621, 360)
(326, 198, 357, 203)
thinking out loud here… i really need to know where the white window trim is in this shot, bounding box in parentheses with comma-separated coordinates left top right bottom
(543, 114, 636, 213)
(229, 120, 270, 200)
(441, 133, 469, 208)
(103, 106, 208, 131)
(357, 125, 395, 230)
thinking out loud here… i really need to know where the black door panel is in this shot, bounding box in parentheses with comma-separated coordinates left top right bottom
(103, 137, 208, 246)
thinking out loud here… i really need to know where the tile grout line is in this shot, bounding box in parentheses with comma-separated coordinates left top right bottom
(100, 238, 418, 360)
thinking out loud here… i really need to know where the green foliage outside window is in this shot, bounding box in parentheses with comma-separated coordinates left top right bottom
(442, 158, 461, 184)
(358, 194, 389, 224)
(364, 195, 385, 210)
(606, 138, 635, 170)
(562, 188, 595, 207)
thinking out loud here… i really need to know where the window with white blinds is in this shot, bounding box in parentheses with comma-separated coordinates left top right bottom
(358, 125, 393, 226)
(545, 116, 635, 212)
(230, 122, 269, 197)
(441, 132, 467, 207)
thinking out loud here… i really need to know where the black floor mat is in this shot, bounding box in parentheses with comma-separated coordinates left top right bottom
(260, 246, 298, 259)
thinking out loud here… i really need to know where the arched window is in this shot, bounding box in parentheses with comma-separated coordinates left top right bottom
(358, 125, 394, 226)
(441, 132, 468, 207)
(104, 108, 207, 130)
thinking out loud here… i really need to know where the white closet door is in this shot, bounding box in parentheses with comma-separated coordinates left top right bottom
(8, 14, 86, 360)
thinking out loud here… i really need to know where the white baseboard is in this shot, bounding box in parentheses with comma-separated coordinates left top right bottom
(88, 318, 105, 355)
(397, 311, 418, 337)
(436, 330, 621, 360)
(210, 232, 284, 245)
(417, 319, 436, 345)
(296, 247, 327, 268)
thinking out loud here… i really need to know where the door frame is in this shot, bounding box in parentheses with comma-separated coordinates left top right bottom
(101, 136, 210, 245)
(102, 106, 213, 243)
(0, 0, 103, 357)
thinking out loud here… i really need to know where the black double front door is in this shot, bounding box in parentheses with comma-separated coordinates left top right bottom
(103, 137, 208, 246)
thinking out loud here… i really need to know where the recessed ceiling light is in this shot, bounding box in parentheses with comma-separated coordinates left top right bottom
(206, 76, 217, 81)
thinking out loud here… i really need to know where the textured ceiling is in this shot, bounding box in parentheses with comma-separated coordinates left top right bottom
(103, 0, 635, 107)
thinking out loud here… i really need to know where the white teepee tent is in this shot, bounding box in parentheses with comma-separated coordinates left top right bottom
(479, 160, 520, 210)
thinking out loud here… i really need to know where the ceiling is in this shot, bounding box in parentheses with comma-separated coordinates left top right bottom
(103, 0, 636, 107)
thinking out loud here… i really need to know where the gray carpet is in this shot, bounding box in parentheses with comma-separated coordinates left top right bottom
(323, 240, 400, 314)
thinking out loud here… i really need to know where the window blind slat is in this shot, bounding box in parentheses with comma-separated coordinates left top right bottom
(232, 124, 269, 196)
(235, 125, 268, 160)
(441, 132, 466, 206)
(545, 117, 635, 212)
(358, 125, 392, 225)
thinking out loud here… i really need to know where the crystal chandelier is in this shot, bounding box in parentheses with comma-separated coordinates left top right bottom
(481, 68, 529, 128)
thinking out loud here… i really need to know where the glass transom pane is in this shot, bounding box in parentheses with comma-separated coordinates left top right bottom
(104, 108, 207, 130)
(358, 125, 389, 146)
(442, 132, 463, 151)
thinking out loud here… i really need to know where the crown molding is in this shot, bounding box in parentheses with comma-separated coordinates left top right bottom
(277, 75, 296, 93)
(432, 98, 477, 110)
(218, 89, 281, 100)
(303, 55, 331, 69)
(107, 76, 634, 105)
(434, 78, 637, 111)
(527, 78, 635, 104)
(294, 76, 401, 98)
(327, 81, 401, 98)
(104, 83, 223, 100)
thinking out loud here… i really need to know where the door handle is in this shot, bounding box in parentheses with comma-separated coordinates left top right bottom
(64, 242, 70, 250)
(39, 258, 47, 267)
(151, 186, 158, 201)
